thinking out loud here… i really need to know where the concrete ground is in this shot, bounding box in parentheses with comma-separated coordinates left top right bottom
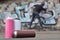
(0, 24, 60, 40)
(0, 31, 60, 40)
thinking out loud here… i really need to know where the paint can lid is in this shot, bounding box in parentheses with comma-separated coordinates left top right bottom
(6, 16, 13, 20)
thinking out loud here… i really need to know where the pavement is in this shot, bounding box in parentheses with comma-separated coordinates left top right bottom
(0, 24, 60, 40)
(0, 31, 60, 40)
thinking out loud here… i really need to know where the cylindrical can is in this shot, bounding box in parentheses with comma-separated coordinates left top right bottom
(14, 20, 21, 30)
(5, 17, 14, 38)
(12, 30, 36, 38)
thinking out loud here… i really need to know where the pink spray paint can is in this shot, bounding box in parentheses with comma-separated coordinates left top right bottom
(5, 17, 14, 38)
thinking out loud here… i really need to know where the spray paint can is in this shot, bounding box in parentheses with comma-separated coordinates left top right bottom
(14, 20, 21, 30)
(12, 30, 36, 38)
(5, 17, 14, 38)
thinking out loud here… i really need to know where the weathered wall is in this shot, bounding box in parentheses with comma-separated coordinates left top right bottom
(0, 0, 59, 3)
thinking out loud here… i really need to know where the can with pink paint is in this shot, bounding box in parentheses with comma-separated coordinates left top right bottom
(5, 17, 14, 38)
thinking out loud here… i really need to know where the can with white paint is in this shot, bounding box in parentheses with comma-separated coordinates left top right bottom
(14, 20, 21, 30)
